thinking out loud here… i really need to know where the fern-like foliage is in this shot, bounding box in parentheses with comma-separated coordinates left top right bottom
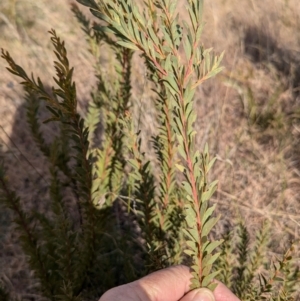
(72, 4, 133, 208)
(215, 222, 300, 301)
(75, 0, 223, 290)
(0, 30, 135, 300)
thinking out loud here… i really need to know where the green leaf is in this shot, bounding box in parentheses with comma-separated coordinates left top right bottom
(6, 67, 22, 77)
(201, 216, 220, 238)
(189, 227, 199, 242)
(202, 252, 221, 267)
(190, 277, 200, 289)
(177, 141, 187, 160)
(147, 26, 160, 45)
(201, 204, 216, 226)
(43, 117, 60, 124)
(202, 270, 220, 287)
(207, 157, 217, 172)
(203, 239, 223, 254)
(163, 74, 179, 95)
(90, 8, 106, 20)
(183, 249, 194, 257)
(200, 200, 208, 221)
(147, 39, 155, 59)
(183, 181, 193, 196)
(185, 206, 196, 228)
(187, 6, 197, 31)
(116, 40, 139, 51)
(183, 228, 199, 242)
(46, 105, 60, 118)
(183, 36, 192, 59)
(183, 85, 196, 104)
(186, 240, 196, 249)
(191, 264, 199, 274)
(76, 0, 98, 9)
(204, 142, 209, 154)
(195, 21, 204, 41)
(202, 180, 218, 202)
(207, 282, 218, 291)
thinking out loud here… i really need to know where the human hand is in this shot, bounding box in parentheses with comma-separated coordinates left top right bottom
(99, 265, 240, 301)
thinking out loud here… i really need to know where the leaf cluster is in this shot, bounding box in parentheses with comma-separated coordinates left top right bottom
(73, 0, 225, 288)
(0, 30, 137, 300)
(215, 222, 300, 301)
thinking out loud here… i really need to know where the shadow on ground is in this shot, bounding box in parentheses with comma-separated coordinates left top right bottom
(244, 25, 300, 96)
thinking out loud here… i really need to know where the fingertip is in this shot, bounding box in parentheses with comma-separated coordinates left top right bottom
(193, 288, 216, 301)
(213, 281, 241, 301)
(179, 288, 215, 301)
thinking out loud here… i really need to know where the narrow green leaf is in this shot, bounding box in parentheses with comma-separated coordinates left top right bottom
(43, 117, 60, 124)
(201, 216, 220, 238)
(184, 249, 195, 256)
(183, 36, 192, 59)
(200, 200, 208, 221)
(76, 0, 98, 9)
(182, 228, 195, 242)
(147, 26, 160, 45)
(183, 85, 196, 104)
(131, 19, 141, 43)
(6, 67, 20, 77)
(203, 239, 223, 254)
(90, 8, 107, 20)
(190, 278, 200, 289)
(202, 180, 218, 202)
(177, 141, 187, 160)
(195, 23, 204, 43)
(169, 1, 177, 15)
(46, 105, 60, 118)
(186, 240, 196, 249)
(189, 227, 199, 242)
(185, 208, 196, 228)
(183, 181, 193, 196)
(207, 282, 218, 291)
(202, 270, 220, 287)
(187, 6, 197, 31)
(207, 157, 217, 172)
(191, 264, 199, 274)
(203, 252, 221, 267)
(204, 143, 209, 154)
(161, 26, 173, 48)
(183, 228, 199, 242)
(201, 204, 216, 226)
(164, 73, 179, 95)
(116, 40, 139, 51)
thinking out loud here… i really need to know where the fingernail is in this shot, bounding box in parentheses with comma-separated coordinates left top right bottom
(192, 288, 215, 301)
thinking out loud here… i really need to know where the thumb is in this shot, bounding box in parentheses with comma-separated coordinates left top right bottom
(180, 288, 215, 301)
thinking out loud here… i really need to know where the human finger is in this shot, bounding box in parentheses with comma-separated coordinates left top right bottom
(179, 282, 241, 301)
(99, 265, 191, 301)
(213, 281, 241, 301)
(99, 265, 241, 301)
(180, 287, 215, 301)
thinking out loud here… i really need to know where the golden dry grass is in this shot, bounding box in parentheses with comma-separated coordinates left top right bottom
(0, 0, 300, 299)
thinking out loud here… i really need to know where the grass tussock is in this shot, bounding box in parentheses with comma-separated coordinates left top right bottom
(0, 0, 299, 299)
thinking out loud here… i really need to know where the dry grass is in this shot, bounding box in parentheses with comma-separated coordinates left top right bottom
(0, 0, 300, 299)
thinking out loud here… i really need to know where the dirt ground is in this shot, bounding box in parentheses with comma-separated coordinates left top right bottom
(0, 0, 300, 299)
